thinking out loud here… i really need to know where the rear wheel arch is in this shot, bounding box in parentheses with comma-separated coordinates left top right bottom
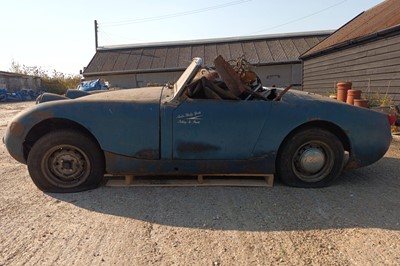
(275, 121, 350, 188)
(23, 118, 102, 161)
(278, 121, 351, 154)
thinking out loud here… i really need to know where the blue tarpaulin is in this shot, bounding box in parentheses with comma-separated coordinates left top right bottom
(0, 88, 47, 102)
(77, 79, 108, 92)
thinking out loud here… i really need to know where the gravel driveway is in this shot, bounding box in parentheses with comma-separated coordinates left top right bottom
(1, 101, 399, 265)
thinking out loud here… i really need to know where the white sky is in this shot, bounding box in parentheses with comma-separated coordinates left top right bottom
(0, 0, 383, 75)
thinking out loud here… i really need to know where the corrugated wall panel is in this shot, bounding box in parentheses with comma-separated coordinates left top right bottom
(216, 43, 230, 62)
(292, 38, 312, 54)
(113, 50, 131, 71)
(304, 37, 323, 49)
(253, 41, 274, 63)
(191, 45, 204, 60)
(165, 47, 180, 68)
(177, 47, 192, 67)
(101, 51, 119, 72)
(303, 34, 400, 105)
(267, 40, 288, 62)
(280, 39, 300, 60)
(137, 49, 156, 70)
(229, 42, 244, 60)
(85, 52, 109, 73)
(204, 44, 218, 66)
(241, 41, 259, 64)
(124, 49, 143, 71)
(151, 48, 167, 69)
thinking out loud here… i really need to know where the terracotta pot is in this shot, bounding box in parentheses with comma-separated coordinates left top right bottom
(336, 82, 352, 102)
(346, 89, 362, 105)
(354, 99, 369, 108)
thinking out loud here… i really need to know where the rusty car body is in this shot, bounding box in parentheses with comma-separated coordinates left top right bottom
(3, 57, 392, 192)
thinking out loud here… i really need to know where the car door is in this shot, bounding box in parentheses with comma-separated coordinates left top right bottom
(172, 98, 271, 159)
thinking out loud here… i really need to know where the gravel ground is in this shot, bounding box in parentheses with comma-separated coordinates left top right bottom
(0, 101, 399, 265)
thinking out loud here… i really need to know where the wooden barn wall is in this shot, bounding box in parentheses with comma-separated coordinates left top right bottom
(302, 34, 400, 105)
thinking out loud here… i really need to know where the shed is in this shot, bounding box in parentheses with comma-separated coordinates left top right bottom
(83, 31, 331, 89)
(301, 0, 400, 105)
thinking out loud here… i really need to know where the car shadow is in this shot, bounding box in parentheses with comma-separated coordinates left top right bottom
(50, 156, 400, 232)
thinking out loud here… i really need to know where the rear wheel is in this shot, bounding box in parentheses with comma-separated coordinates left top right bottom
(276, 128, 344, 188)
(27, 130, 104, 192)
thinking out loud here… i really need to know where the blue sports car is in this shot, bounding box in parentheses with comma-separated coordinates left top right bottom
(3, 57, 393, 192)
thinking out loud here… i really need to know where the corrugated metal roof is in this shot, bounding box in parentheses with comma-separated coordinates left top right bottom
(83, 31, 331, 76)
(302, 0, 400, 58)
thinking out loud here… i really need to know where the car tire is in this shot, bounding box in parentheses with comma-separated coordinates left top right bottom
(276, 128, 344, 188)
(27, 130, 104, 193)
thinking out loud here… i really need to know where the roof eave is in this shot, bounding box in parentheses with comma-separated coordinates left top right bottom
(83, 67, 187, 77)
(96, 30, 334, 51)
(301, 24, 400, 60)
(83, 60, 302, 77)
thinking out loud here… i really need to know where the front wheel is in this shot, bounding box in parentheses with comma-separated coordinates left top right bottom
(276, 128, 345, 188)
(27, 130, 104, 193)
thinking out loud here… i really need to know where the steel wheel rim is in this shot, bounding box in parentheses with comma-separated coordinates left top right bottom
(292, 141, 334, 183)
(41, 144, 91, 188)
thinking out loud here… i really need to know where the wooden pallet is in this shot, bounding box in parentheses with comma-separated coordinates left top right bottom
(105, 174, 273, 187)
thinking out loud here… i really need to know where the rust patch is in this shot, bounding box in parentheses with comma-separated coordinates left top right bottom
(31, 110, 54, 120)
(214, 55, 248, 96)
(9, 122, 24, 137)
(344, 157, 360, 170)
(134, 149, 159, 160)
(177, 142, 220, 154)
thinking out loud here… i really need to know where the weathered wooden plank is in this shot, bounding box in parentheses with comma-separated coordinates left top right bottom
(304, 64, 400, 82)
(304, 35, 400, 69)
(304, 43, 400, 73)
(305, 34, 400, 65)
(106, 174, 274, 187)
(304, 84, 400, 96)
(304, 82, 400, 94)
(304, 66, 400, 84)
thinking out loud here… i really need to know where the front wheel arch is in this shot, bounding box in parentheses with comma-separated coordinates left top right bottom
(23, 118, 102, 162)
(27, 129, 105, 192)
